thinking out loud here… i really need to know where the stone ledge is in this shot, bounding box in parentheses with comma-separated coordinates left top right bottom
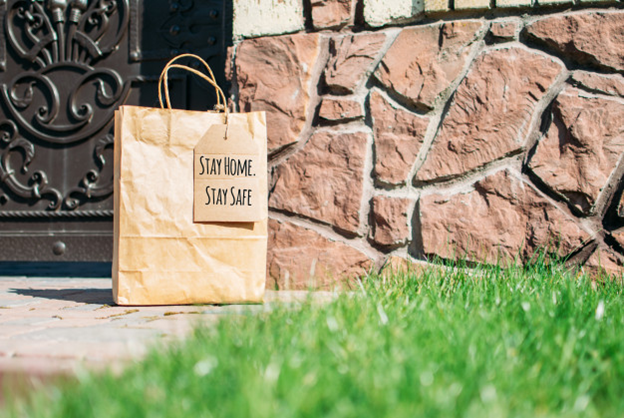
(363, 0, 423, 27)
(233, 0, 304, 38)
(232, 0, 623, 34)
(454, 0, 491, 10)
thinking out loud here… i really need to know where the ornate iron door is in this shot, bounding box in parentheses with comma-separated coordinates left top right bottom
(0, 0, 230, 261)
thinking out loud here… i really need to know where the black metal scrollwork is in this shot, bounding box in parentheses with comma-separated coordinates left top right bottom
(64, 133, 114, 209)
(0, 120, 62, 209)
(0, 0, 130, 212)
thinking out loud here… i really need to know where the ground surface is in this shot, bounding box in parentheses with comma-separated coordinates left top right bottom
(4, 264, 623, 418)
(0, 277, 317, 394)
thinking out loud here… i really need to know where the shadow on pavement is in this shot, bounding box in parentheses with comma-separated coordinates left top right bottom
(9, 288, 114, 305)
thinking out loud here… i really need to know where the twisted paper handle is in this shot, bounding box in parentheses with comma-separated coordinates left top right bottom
(158, 53, 228, 123)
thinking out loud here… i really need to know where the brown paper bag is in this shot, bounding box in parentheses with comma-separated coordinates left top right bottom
(112, 54, 267, 305)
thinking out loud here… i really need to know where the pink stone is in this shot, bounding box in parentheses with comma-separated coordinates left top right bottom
(379, 256, 446, 277)
(489, 19, 520, 39)
(269, 130, 368, 234)
(420, 170, 589, 264)
(528, 88, 624, 214)
(370, 196, 412, 248)
(324, 32, 387, 94)
(571, 71, 624, 97)
(375, 21, 484, 110)
(612, 228, 624, 251)
(585, 248, 624, 280)
(370, 90, 429, 186)
(236, 33, 321, 152)
(225, 46, 234, 82)
(318, 96, 364, 121)
(416, 47, 563, 183)
(618, 194, 624, 218)
(526, 11, 624, 72)
(311, 0, 354, 30)
(267, 219, 373, 289)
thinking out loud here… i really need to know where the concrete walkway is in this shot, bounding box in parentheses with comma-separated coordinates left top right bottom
(0, 277, 325, 398)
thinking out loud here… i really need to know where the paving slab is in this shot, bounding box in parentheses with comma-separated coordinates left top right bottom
(0, 277, 334, 391)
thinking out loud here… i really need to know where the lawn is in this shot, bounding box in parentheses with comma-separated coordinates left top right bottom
(4, 261, 624, 418)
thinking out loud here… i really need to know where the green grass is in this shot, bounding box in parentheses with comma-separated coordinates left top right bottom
(5, 261, 624, 418)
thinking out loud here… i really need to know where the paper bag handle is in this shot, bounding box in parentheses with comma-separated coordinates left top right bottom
(158, 54, 228, 121)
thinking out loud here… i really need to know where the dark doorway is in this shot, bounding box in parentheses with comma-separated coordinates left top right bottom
(0, 0, 232, 275)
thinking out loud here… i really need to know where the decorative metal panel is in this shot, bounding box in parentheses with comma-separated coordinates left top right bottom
(0, 0, 230, 261)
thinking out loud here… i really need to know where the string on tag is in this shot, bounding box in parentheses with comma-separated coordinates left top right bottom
(213, 103, 229, 140)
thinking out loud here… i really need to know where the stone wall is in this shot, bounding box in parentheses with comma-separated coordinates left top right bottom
(228, 0, 624, 288)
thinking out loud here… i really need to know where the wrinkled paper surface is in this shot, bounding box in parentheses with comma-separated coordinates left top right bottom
(113, 106, 267, 305)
